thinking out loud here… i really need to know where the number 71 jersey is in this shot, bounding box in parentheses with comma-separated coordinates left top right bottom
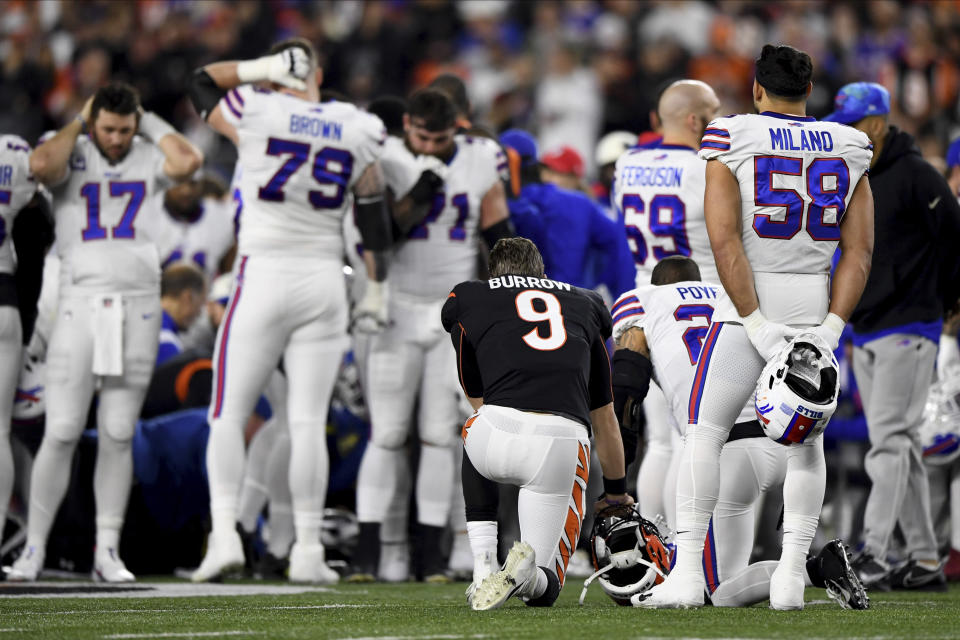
(698, 112, 872, 275)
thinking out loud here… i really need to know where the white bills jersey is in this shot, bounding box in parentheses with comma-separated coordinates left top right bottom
(50, 135, 168, 294)
(390, 134, 505, 300)
(613, 143, 717, 286)
(612, 281, 752, 428)
(699, 113, 871, 275)
(149, 196, 236, 281)
(0, 135, 38, 275)
(218, 88, 386, 258)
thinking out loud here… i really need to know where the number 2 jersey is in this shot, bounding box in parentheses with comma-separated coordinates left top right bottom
(699, 112, 872, 324)
(51, 134, 168, 294)
(217, 87, 385, 258)
(613, 143, 717, 287)
(0, 134, 38, 276)
(441, 275, 612, 429)
(392, 135, 505, 301)
(611, 281, 753, 430)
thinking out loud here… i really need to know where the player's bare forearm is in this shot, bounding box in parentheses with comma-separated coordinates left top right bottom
(157, 132, 204, 182)
(479, 180, 509, 229)
(614, 326, 650, 357)
(830, 177, 874, 321)
(30, 116, 85, 186)
(590, 403, 627, 485)
(362, 250, 388, 283)
(705, 159, 758, 316)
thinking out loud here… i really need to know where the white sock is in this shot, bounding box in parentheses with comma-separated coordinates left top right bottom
(238, 419, 277, 532)
(781, 440, 825, 573)
(97, 527, 121, 552)
(528, 567, 548, 599)
(267, 503, 294, 557)
(356, 442, 402, 523)
(288, 419, 329, 545)
(94, 431, 133, 540)
(381, 454, 411, 544)
(26, 435, 77, 548)
(674, 422, 726, 575)
(711, 561, 777, 607)
(467, 520, 498, 581)
(0, 429, 12, 538)
(206, 416, 247, 535)
(417, 443, 454, 527)
(637, 441, 673, 522)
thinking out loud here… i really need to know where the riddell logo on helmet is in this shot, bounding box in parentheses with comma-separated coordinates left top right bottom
(796, 404, 824, 419)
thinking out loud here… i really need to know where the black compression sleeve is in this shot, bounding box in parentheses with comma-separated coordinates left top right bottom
(480, 218, 514, 248)
(612, 349, 653, 430)
(188, 69, 227, 121)
(408, 170, 444, 205)
(12, 195, 54, 344)
(462, 450, 499, 521)
(355, 193, 392, 252)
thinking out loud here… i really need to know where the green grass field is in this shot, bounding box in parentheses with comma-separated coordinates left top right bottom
(1, 580, 959, 640)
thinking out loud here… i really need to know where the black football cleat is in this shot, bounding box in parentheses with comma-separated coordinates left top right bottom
(816, 540, 869, 610)
(851, 550, 891, 592)
(888, 560, 948, 592)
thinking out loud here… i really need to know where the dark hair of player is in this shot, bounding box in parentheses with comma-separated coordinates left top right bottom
(161, 263, 206, 298)
(199, 174, 228, 199)
(754, 44, 812, 99)
(367, 95, 407, 137)
(268, 36, 318, 68)
(429, 73, 470, 119)
(488, 237, 545, 279)
(407, 88, 457, 132)
(91, 83, 141, 122)
(651, 255, 701, 285)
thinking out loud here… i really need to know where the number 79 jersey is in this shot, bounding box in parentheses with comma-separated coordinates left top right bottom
(611, 281, 752, 429)
(698, 112, 872, 276)
(218, 87, 386, 258)
(441, 275, 612, 429)
(613, 144, 717, 287)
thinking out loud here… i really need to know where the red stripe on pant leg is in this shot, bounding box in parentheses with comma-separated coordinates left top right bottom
(702, 517, 720, 594)
(688, 322, 722, 424)
(213, 256, 247, 418)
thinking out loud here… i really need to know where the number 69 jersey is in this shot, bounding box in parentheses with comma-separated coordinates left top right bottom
(441, 275, 612, 429)
(218, 87, 385, 258)
(611, 281, 753, 429)
(613, 144, 717, 287)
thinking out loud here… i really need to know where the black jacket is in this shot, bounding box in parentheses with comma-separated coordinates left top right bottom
(850, 126, 960, 333)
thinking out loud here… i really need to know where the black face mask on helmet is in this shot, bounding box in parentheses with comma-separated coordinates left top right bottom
(578, 505, 672, 606)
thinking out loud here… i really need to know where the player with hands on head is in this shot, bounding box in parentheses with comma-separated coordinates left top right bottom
(442, 237, 631, 611)
(9, 83, 203, 583)
(635, 44, 874, 610)
(187, 37, 391, 584)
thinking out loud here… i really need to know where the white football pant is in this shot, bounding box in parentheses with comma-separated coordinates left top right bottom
(207, 255, 347, 547)
(27, 292, 160, 552)
(462, 404, 590, 586)
(356, 295, 461, 528)
(0, 307, 22, 532)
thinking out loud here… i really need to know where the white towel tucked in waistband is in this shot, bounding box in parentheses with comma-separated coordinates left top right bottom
(91, 293, 124, 376)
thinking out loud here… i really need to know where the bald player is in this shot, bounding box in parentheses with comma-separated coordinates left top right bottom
(611, 80, 721, 527)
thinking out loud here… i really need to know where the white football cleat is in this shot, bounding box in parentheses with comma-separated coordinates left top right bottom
(466, 550, 498, 607)
(471, 541, 536, 611)
(7, 545, 44, 582)
(379, 541, 410, 583)
(192, 530, 245, 583)
(93, 547, 135, 583)
(769, 563, 805, 610)
(631, 571, 705, 609)
(288, 543, 340, 584)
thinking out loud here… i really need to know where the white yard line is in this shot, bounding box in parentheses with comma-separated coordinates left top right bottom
(17, 603, 378, 616)
(335, 636, 490, 640)
(104, 633, 262, 639)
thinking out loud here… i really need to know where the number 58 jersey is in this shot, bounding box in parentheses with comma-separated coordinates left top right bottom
(218, 87, 385, 257)
(699, 113, 872, 276)
(441, 275, 612, 429)
(613, 144, 717, 287)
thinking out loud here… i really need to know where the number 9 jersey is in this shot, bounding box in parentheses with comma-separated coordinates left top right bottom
(613, 144, 717, 287)
(441, 275, 612, 430)
(218, 87, 385, 258)
(698, 113, 872, 324)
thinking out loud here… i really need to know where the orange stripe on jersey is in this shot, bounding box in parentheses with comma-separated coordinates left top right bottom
(461, 414, 477, 442)
(458, 323, 468, 393)
(447, 292, 456, 298)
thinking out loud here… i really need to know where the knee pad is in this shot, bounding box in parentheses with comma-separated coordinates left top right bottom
(371, 425, 408, 450)
(420, 423, 456, 448)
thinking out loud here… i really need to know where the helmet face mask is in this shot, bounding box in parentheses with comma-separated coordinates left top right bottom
(755, 332, 839, 446)
(579, 506, 672, 606)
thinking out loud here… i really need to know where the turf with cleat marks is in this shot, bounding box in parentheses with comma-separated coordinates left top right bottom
(0, 581, 958, 639)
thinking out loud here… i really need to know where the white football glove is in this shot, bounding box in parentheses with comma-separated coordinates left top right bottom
(416, 153, 449, 182)
(741, 309, 800, 362)
(236, 47, 311, 91)
(809, 312, 845, 352)
(352, 280, 389, 334)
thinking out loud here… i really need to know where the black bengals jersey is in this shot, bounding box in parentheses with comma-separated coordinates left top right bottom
(441, 274, 613, 429)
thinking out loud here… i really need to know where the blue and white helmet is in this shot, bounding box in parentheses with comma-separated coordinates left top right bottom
(754, 332, 839, 445)
(920, 376, 960, 465)
(12, 351, 45, 421)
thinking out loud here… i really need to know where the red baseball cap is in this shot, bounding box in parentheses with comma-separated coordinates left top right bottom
(541, 146, 585, 178)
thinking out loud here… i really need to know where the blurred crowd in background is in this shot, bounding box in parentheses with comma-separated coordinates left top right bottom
(3, 0, 960, 180)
